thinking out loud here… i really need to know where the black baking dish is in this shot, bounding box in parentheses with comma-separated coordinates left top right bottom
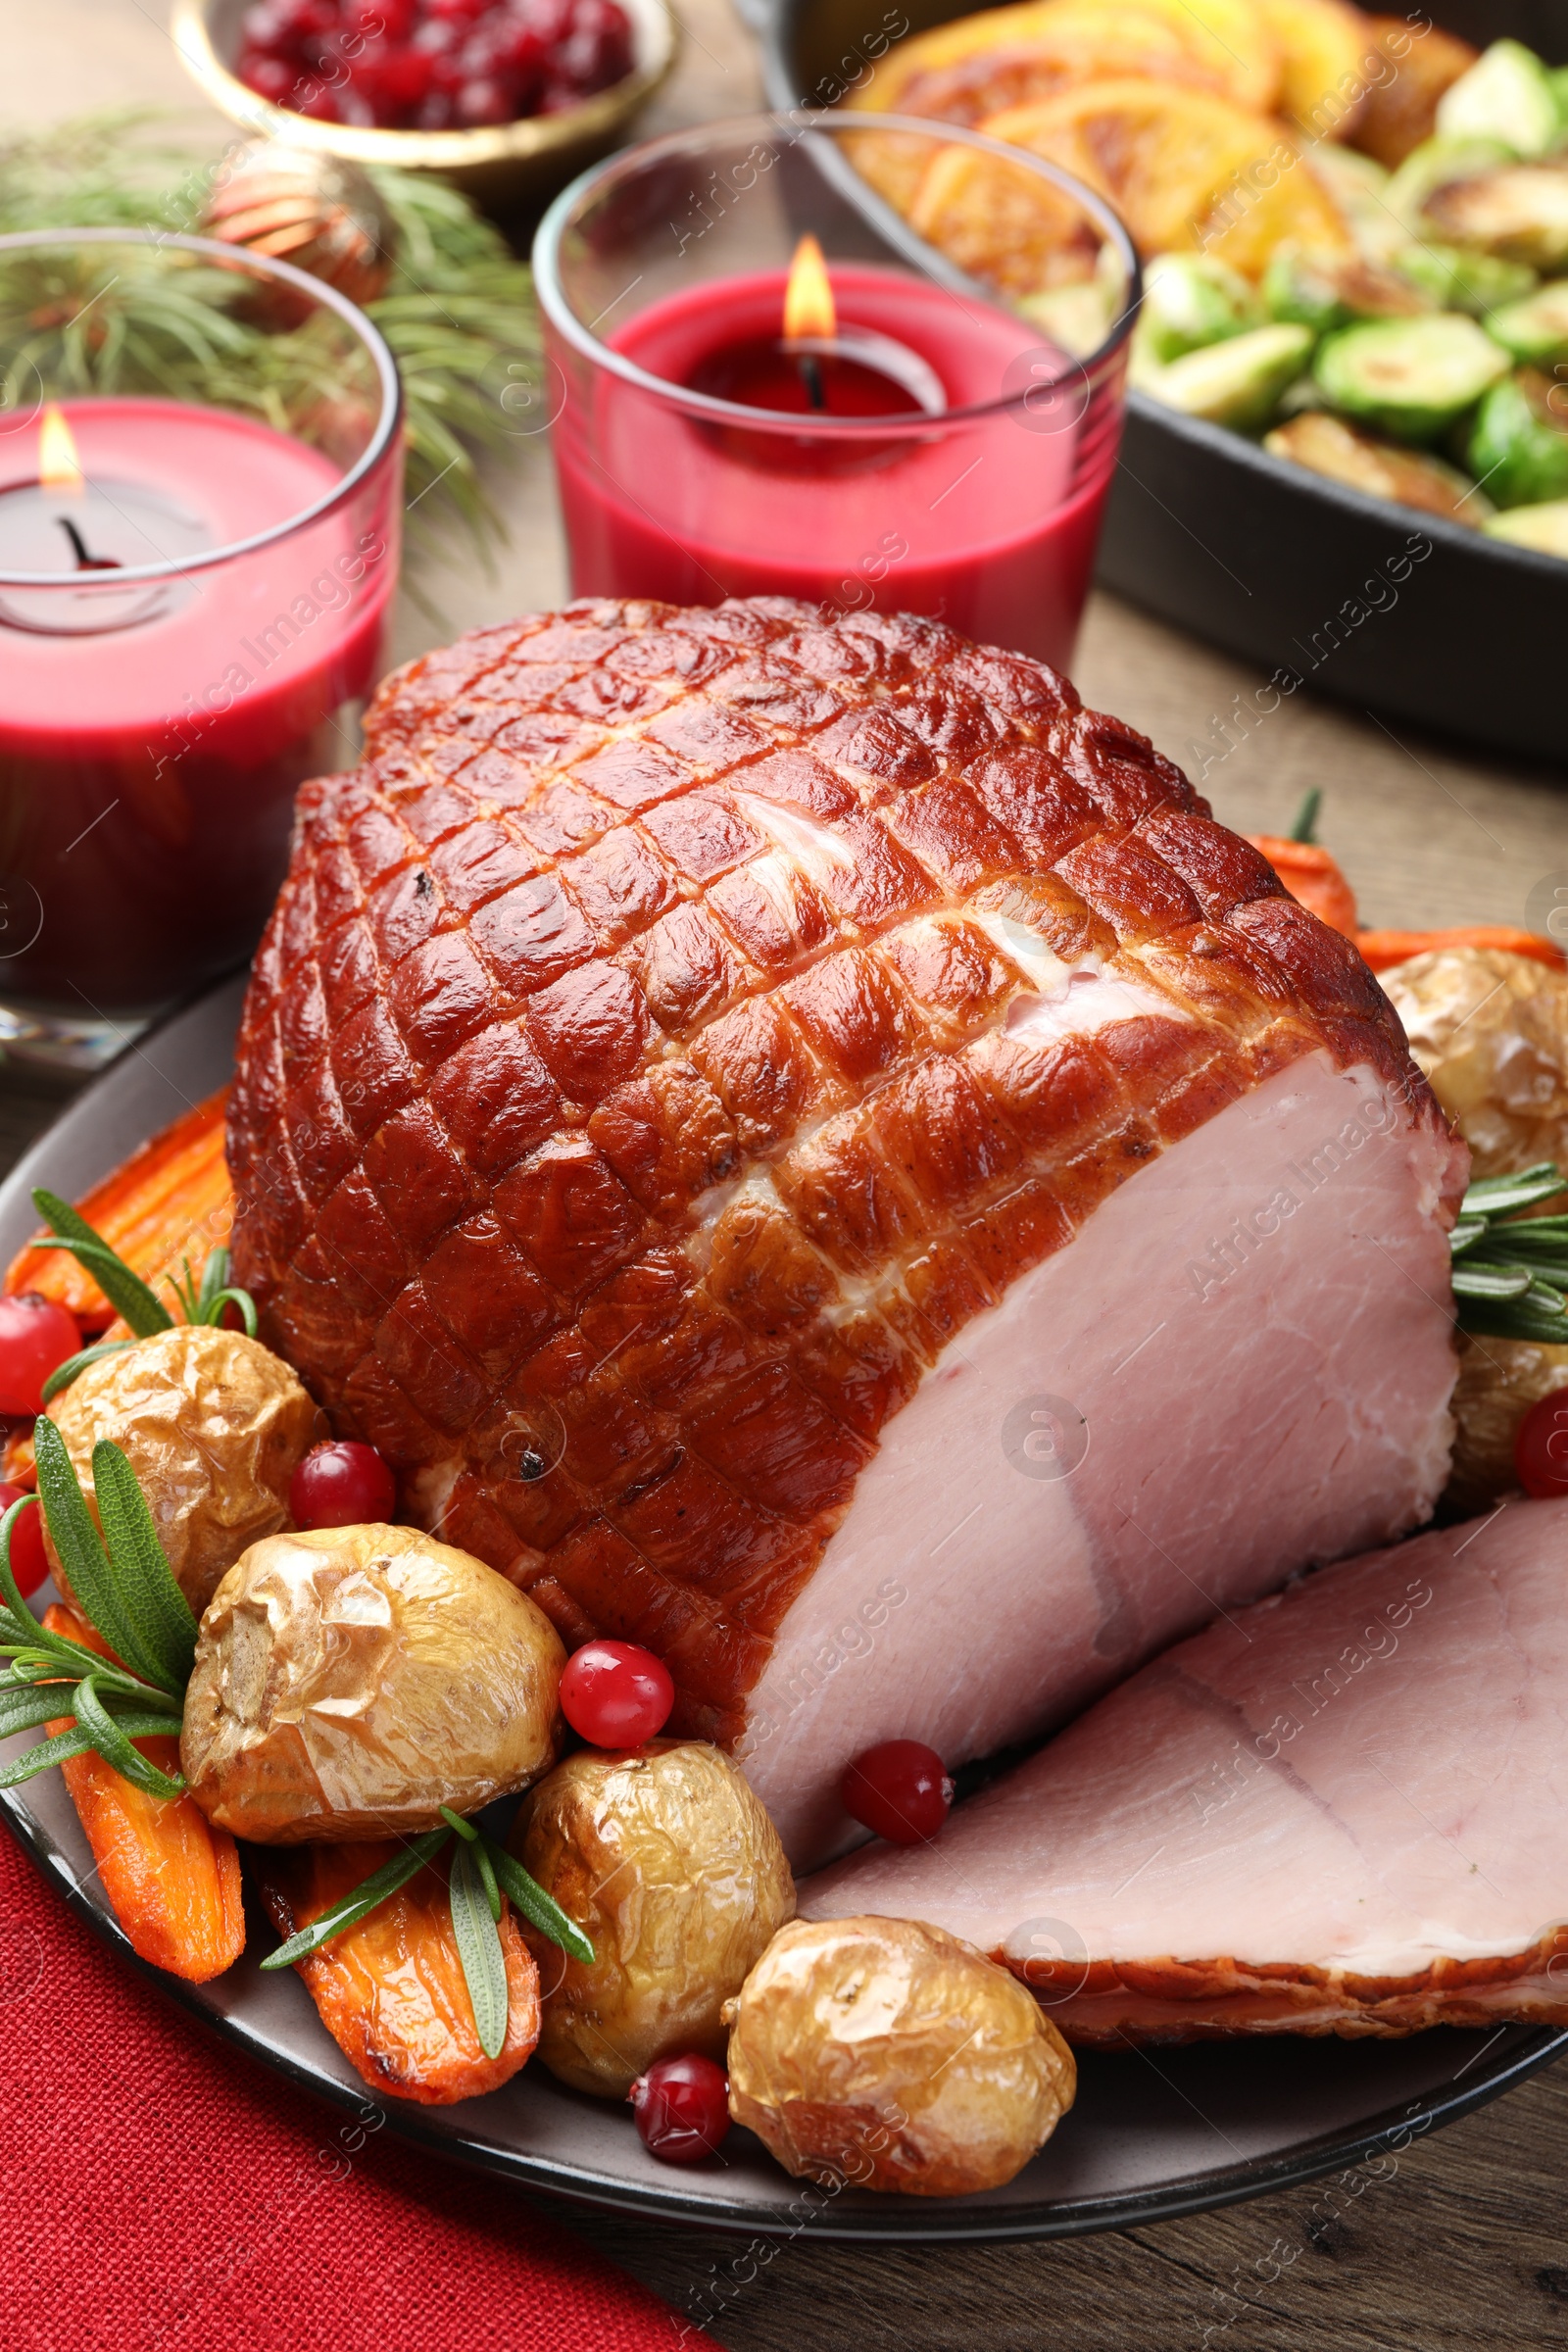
(765, 0, 1568, 765)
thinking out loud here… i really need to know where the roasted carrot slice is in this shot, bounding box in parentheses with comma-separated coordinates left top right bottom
(7, 1089, 232, 1332)
(40, 1604, 244, 1984)
(1248, 833, 1360, 938)
(258, 1840, 541, 2105)
(1355, 925, 1567, 974)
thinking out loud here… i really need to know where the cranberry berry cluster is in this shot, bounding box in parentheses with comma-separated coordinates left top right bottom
(237, 0, 636, 130)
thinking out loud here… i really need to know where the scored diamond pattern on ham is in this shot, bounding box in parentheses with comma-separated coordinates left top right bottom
(228, 599, 1466, 1867)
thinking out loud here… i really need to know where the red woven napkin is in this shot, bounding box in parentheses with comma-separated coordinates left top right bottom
(1, 1827, 711, 2352)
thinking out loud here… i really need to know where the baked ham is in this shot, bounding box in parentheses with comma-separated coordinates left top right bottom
(803, 1497, 1568, 2038)
(226, 598, 1465, 1870)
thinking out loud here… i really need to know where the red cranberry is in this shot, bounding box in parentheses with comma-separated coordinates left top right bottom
(273, 0, 339, 36)
(454, 73, 514, 120)
(0, 1293, 80, 1416)
(560, 1640, 674, 1746)
(0, 1485, 48, 1599)
(241, 51, 301, 98)
(842, 1740, 954, 1845)
(289, 1440, 397, 1529)
(628, 2054, 731, 2164)
(1515, 1390, 1568, 1498)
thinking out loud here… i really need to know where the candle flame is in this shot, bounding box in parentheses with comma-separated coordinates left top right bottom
(39, 404, 84, 495)
(783, 235, 835, 344)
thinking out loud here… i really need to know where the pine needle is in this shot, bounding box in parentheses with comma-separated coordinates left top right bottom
(0, 113, 541, 569)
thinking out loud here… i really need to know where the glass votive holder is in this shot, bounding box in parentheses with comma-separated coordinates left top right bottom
(0, 226, 404, 1065)
(534, 112, 1138, 670)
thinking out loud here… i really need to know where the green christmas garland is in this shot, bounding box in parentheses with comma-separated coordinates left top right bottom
(0, 112, 541, 580)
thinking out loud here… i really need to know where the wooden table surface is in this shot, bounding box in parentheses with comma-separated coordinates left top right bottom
(10, 6, 1568, 2344)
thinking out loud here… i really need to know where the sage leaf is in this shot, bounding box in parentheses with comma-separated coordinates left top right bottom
(450, 1838, 509, 2060)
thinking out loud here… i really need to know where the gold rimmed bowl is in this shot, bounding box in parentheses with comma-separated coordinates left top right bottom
(172, 0, 680, 220)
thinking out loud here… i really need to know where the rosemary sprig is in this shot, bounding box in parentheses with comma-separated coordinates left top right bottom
(260, 1810, 592, 2062)
(449, 1838, 510, 2061)
(0, 1438, 189, 1794)
(25, 1189, 260, 1398)
(1451, 1162, 1568, 1343)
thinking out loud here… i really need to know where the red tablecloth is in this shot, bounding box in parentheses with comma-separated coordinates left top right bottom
(2, 1828, 711, 2352)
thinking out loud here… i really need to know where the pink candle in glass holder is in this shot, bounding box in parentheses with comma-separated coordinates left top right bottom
(0, 227, 403, 1064)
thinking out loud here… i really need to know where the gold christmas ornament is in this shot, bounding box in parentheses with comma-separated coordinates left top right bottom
(201, 138, 397, 310)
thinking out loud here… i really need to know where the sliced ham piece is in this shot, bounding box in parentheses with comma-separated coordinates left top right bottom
(804, 1497, 1568, 2037)
(227, 598, 1465, 1871)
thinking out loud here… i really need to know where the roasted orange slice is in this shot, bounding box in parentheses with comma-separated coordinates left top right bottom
(912, 82, 1349, 287)
(841, 2, 1235, 215)
(1257, 0, 1374, 137)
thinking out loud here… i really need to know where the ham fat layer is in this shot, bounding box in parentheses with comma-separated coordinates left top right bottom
(804, 1498, 1568, 2038)
(226, 599, 1463, 1868)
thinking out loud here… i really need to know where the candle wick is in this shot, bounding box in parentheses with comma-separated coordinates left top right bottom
(798, 353, 826, 413)
(57, 517, 121, 573)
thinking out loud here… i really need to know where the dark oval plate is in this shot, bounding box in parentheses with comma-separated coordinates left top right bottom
(2, 983, 1563, 2239)
(764, 0, 1568, 766)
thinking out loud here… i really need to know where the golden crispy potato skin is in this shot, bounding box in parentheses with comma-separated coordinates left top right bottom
(181, 1524, 564, 1841)
(514, 1740, 796, 2097)
(1381, 947, 1568, 1515)
(724, 1915, 1075, 2195)
(47, 1325, 322, 1617)
(1381, 948, 1568, 1178)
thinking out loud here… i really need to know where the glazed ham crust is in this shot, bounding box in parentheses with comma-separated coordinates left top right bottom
(227, 597, 1441, 1750)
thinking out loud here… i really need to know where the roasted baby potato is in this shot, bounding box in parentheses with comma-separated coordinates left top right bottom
(1381, 946, 1568, 1174)
(45, 1324, 321, 1615)
(1446, 1330, 1568, 1517)
(512, 1740, 796, 2097)
(181, 1524, 565, 1841)
(1381, 945, 1568, 1512)
(724, 1915, 1076, 2196)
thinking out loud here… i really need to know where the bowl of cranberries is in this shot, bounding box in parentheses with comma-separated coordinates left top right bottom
(172, 0, 676, 212)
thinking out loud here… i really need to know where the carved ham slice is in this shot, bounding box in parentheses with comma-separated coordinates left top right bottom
(804, 1497, 1568, 2037)
(227, 598, 1465, 1870)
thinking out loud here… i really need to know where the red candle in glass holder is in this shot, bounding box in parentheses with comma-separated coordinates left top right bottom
(547, 234, 1128, 669)
(0, 396, 397, 1051)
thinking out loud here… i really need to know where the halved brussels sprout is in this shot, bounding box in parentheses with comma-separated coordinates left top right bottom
(1392, 240, 1537, 316)
(1263, 242, 1429, 333)
(1468, 368, 1568, 505)
(1487, 277, 1568, 364)
(1435, 39, 1564, 160)
(1423, 164, 1568, 272)
(1483, 495, 1568, 554)
(1314, 313, 1509, 440)
(1265, 411, 1491, 522)
(1386, 135, 1515, 230)
(1134, 253, 1259, 365)
(1139, 322, 1314, 428)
